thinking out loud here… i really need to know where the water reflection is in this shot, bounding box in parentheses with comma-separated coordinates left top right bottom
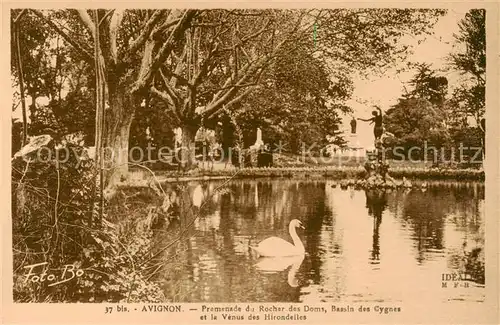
(255, 255, 305, 287)
(142, 179, 485, 303)
(365, 190, 387, 263)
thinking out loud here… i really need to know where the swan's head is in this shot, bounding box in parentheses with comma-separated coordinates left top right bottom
(290, 219, 304, 229)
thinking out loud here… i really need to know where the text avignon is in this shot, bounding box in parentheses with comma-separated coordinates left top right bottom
(141, 305, 182, 312)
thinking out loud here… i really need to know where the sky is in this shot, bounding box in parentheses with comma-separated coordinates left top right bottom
(342, 9, 469, 149)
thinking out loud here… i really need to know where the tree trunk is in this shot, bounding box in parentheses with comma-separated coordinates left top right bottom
(221, 119, 235, 162)
(14, 25, 28, 147)
(179, 124, 198, 170)
(102, 85, 137, 192)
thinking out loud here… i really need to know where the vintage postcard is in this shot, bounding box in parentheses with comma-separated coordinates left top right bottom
(1, 1, 499, 324)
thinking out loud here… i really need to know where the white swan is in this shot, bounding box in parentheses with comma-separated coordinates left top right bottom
(250, 219, 305, 257)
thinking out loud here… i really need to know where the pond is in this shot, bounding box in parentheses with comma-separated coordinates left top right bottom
(148, 179, 485, 304)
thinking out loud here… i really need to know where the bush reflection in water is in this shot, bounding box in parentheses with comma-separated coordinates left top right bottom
(115, 179, 485, 303)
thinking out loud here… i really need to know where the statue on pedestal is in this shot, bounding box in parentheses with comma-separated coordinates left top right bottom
(250, 127, 264, 150)
(356, 106, 399, 189)
(350, 116, 357, 134)
(357, 106, 383, 141)
(248, 128, 272, 167)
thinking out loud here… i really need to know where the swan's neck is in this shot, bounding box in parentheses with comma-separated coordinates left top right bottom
(289, 224, 305, 252)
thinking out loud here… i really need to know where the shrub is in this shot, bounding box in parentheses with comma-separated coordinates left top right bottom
(12, 141, 165, 302)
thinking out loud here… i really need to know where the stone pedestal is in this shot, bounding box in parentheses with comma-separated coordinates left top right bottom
(359, 138, 403, 189)
(249, 149, 259, 167)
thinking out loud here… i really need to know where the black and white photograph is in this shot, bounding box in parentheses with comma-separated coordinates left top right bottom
(4, 4, 498, 324)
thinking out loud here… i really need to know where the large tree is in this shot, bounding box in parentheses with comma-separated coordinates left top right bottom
(17, 9, 199, 189)
(407, 63, 448, 106)
(11, 10, 73, 142)
(149, 10, 310, 168)
(448, 9, 485, 152)
(224, 39, 353, 154)
(385, 65, 450, 160)
(385, 98, 449, 155)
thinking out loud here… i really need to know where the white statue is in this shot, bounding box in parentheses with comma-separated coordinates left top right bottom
(250, 128, 264, 150)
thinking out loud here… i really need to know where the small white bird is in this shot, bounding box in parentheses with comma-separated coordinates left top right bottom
(250, 219, 305, 257)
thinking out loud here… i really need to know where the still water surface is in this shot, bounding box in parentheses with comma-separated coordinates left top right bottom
(153, 180, 485, 304)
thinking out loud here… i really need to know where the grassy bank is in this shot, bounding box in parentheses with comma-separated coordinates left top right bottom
(125, 165, 484, 187)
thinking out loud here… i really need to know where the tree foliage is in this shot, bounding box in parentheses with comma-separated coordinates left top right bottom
(226, 39, 353, 153)
(385, 65, 450, 159)
(317, 9, 446, 73)
(11, 10, 96, 148)
(448, 9, 485, 129)
(407, 63, 448, 105)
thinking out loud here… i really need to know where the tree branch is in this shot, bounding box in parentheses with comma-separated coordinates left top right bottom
(136, 39, 155, 90)
(133, 10, 197, 92)
(210, 59, 255, 102)
(151, 17, 182, 38)
(150, 86, 174, 106)
(13, 9, 27, 24)
(129, 10, 165, 54)
(31, 10, 93, 63)
(161, 67, 191, 88)
(170, 42, 188, 87)
(150, 86, 181, 123)
(238, 19, 272, 45)
(109, 10, 124, 63)
(159, 68, 181, 104)
(224, 85, 258, 109)
(99, 9, 115, 26)
(220, 20, 271, 52)
(200, 40, 275, 120)
(192, 43, 219, 87)
(211, 82, 259, 92)
(227, 11, 265, 17)
(201, 71, 255, 118)
(76, 9, 96, 37)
